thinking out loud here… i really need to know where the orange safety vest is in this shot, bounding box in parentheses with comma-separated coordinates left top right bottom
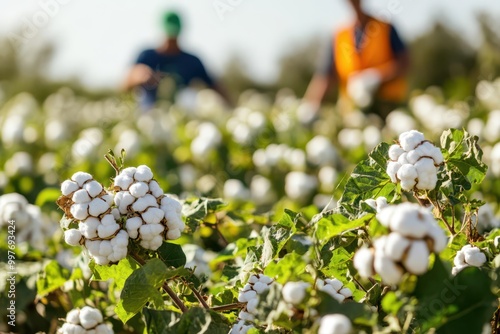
(334, 19, 407, 103)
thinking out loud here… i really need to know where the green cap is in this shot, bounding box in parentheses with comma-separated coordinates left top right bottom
(163, 11, 182, 37)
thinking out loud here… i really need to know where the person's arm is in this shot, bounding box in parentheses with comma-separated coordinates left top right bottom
(122, 51, 157, 92)
(303, 39, 336, 106)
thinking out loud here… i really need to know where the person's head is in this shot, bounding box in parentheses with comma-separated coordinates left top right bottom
(162, 11, 182, 38)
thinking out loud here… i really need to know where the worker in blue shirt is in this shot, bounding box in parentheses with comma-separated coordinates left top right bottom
(123, 11, 231, 110)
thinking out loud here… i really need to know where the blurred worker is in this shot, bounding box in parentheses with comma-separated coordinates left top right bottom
(304, 0, 409, 121)
(123, 11, 231, 110)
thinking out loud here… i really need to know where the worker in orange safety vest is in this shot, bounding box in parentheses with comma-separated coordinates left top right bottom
(303, 0, 409, 122)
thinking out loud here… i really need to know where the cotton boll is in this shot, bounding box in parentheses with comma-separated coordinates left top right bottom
(88, 198, 109, 217)
(64, 229, 83, 246)
(79, 306, 103, 329)
(399, 130, 425, 151)
(71, 172, 93, 187)
(61, 180, 79, 196)
(129, 182, 149, 198)
(114, 174, 133, 190)
(148, 180, 164, 198)
(131, 194, 157, 212)
(467, 118, 485, 138)
(318, 166, 338, 193)
(286, 148, 307, 171)
(338, 128, 363, 149)
(282, 281, 309, 304)
(142, 207, 165, 225)
(284, 171, 318, 202)
(2, 114, 25, 147)
(484, 110, 500, 142)
(97, 221, 120, 239)
(453, 249, 466, 267)
(252, 281, 269, 294)
(79, 218, 99, 239)
(403, 240, 429, 275)
(95, 324, 113, 334)
(387, 203, 430, 238)
(386, 161, 402, 183)
(252, 149, 268, 168)
(306, 135, 338, 166)
(99, 241, 113, 257)
(397, 164, 418, 191)
(66, 309, 80, 324)
(353, 247, 375, 278)
(426, 223, 447, 252)
(70, 203, 89, 221)
(363, 125, 382, 150)
(463, 246, 487, 267)
(114, 129, 141, 159)
(84, 181, 103, 198)
(135, 165, 154, 182)
(385, 110, 417, 135)
(388, 144, 405, 161)
(415, 158, 438, 190)
(5, 151, 33, 176)
(166, 228, 182, 240)
(384, 232, 411, 261)
(374, 254, 403, 285)
(246, 298, 259, 313)
(250, 175, 277, 205)
(72, 189, 91, 204)
(318, 314, 352, 334)
(238, 290, 257, 303)
(339, 287, 353, 298)
(325, 278, 343, 292)
(126, 217, 143, 239)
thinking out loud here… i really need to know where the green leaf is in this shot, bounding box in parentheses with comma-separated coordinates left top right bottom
(36, 261, 70, 296)
(175, 307, 231, 334)
(35, 187, 61, 211)
(143, 308, 181, 334)
(157, 242, 187, 268)
(413, 258, 496, 333)
(260, 211, 297, 266)
(264, 252, 307, 284)
(338, 143, 397, 218)
(381, 291, 405, 315)
(183, 198, 226, 232)
(315, 213, 373, 247)
(116, 258, 169, 323)
(90, 256, 139, 290)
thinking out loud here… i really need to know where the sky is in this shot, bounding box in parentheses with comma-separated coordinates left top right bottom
(0, 0, 499, 90)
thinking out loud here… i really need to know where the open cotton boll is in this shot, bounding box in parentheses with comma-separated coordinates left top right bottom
(426, 223, 447, 252)
(61, 180, 80, 196)
(306, 135, 338, 166)
(238, 290, 257, 303)
(134, 165, 154, 182)
(397, 164, 418, 191)
(142, 207, 165, 225)
(88, 198, 110, 217)
(66, 309, 80, 324)
(463, 246, 487, 267)
(148, 180, 164, 198)
(353, 247, 375, 278)
(95, 324, 113, 334)
(79, 306, 103, 329)
(70, 203, 89, 221)
(374, 254, 403, 285)
(246, 298, 259, 313)
(386, 161, 402, 183)
(338, 128, 364, 149)
(252, 281, 269, 294)
(282, 281, 309, 304)
(99, 241, 113, 257)
(97, 221, 120, 239)
(126, 217, 143, 239)
(129, 181, 149, 198)
(389, 144, 405, 161)
(71, 172, 93, 187)
(64, 229, 83, 246)
(403, 240, 429, 275)
(114, 173, 133, 190)
(72, 189, 91, 204)
(284, 171, 318, 202)
(224, 179, 251, 201)
(384, 232, 411, 261)
(79, 218, 99, 239)
(318, 314, 352, 334)
(250, 175, 277, 205)
(83, 181, 103, 198)
(59, 323, 86, 334)
(399, 130, 425, 151)
(131, 194, 158, 213)
(386, 203, 430, 238)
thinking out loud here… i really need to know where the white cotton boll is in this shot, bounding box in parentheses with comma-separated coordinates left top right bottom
(85, 240, 101, 257)
(285, 148, 307, 171)
(363, 125, 382, 150)
(95, 324, 113, 334)
(397, 164, 418, 191)
(403, 240, 429, 275)
(397, 152, 409, 165)
(284, 171, 318, 202)
(388, 144, 405, 161)
(385, 110, 417, 135)
(5, 151, 33, 176)
(467, 118, 485, 138)
(224, 179, 251, 201)
(325, 278, 344, 292)
(88, 198, 109, 217)
(376, 197, 388, 211)
(66, 309, 81, 324)
(431, 147, 444, 165)
(339, 287, 353, 298)
(250, 175, 277, 205)
(453, 249, 466, 267)
(61, 180, 80, 196)
(79, 306, 103, 329)
(64, 229, 82, 247)
(415, 158, 438, 190)
(387, 203, 430, 238)
(485, 110, 500, 142)
(374, 254, 403, 285)
(101, 193, 113, 206)
(253, 281, 268, 294)
(139, 224, 164, 240)
(97, 222, 120, 239)
(117, 192, 135, 214)
(318, 314, 352, 334)
(161, 195, 182, 213)
(282, 281, 309, 304)
(111, 230, 129, 248)
(331, 292, 346, 303)
(142, 207, 165, 225)
(399, 130, 425, 151)
(132, 194, 158, 212)
(406, 149, 421, 165)
(94, 256, 110, 265)
(252, 149, 267, 168)
(318, 166, 338, 193)
(246, 298, 259, 314)
(134, 165, 154, 182)
(463, 246, 487, 267)
(99, 241, 113, 257)
(384, 232, 411, 261)
(364, 199, 377, 210)
(72, 189, 91, 204)
(140, 235, 163, 250)
(148, 180, 164, 198)
(166, 228, 181, 240)
(83, 181, 103, 198)
(129, 182, 149, 198)
(121, 167, 137, 178)
(306, 135, 338, 166)
(238, 311, 255, 322)
(126, 217, 143, 239)
(353, 247, 374, 278)
(114, 174, 133, 190)
(386, 161, 402, 183)
(79, 218, 99, 239)
(70, 203, 89, 221)
(238, 290, 257, 303)
(60, 323, 86, 334)
(71, 172, 93, 187)
(426, 223, 447, 252)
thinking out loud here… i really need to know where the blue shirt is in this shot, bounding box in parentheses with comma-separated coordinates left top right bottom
(317, 24, 406, 76)
(135, 49, 215, 109)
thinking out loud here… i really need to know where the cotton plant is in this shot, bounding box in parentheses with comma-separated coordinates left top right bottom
(452, 245, 487, 275)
